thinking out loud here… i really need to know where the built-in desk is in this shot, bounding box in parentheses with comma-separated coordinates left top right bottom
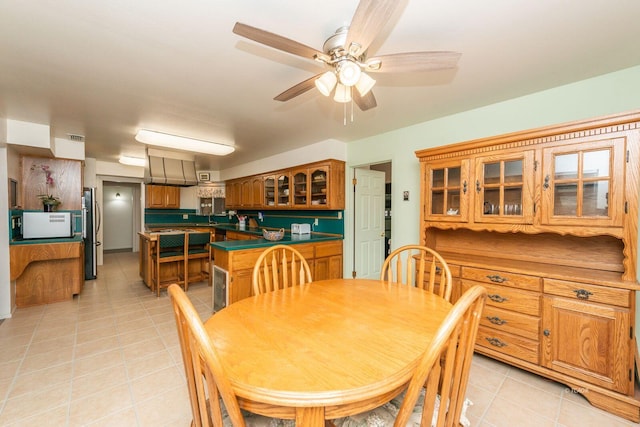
(9, 238, 84, 307)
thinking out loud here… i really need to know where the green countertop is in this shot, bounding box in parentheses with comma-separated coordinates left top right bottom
(10, 234, 83, 245)
(210, 226, 342, 251)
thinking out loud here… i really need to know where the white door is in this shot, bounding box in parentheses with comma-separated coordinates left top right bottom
(353, 168, 386, 278)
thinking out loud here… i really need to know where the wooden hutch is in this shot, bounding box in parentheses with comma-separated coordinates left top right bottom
(416, 111, 640, 421)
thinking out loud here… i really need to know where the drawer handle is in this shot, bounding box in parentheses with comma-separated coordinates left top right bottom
(486, 316, 507, 325)
(488, 294, 508, 303)
(573, 289, 593, 300)
(486, 337, 507, 348)
(486, 274, 508, 283)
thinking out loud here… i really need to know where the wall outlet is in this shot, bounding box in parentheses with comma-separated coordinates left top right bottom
(258, 212, 264, 221)
(314, 218, 319, 226)
(182, 214, 189, 219)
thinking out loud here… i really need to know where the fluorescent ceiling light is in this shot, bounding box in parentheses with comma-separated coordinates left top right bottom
(119, 155, 146, 167)
(135, 130, 235, 156)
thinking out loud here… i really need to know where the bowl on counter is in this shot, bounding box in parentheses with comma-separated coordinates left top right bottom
(263, 228, 285, 241)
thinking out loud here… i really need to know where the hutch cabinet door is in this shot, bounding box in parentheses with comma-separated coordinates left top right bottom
(540, 138, 625, 227)
(264, 176, 276, 207)
(423, 159, 470, 222)
(541, 295, 632, 394)
(474, 151, 535, 224)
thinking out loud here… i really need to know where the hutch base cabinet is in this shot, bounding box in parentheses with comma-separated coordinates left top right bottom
(417, 111, 640, 422)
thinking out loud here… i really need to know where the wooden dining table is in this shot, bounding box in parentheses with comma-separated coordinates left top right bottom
(204, 278, 453, 427)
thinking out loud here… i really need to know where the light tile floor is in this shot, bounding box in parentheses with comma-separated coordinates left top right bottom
(0, 252, 638, 426)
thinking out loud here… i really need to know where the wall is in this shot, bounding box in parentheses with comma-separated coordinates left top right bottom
(102, 185, 134, 251)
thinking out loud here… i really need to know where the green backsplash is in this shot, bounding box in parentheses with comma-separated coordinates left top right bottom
(144, 208, 344, 235)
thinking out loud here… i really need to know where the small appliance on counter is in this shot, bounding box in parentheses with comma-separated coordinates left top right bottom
(22, 212, 74, 239)
(291, 223, 311, 235)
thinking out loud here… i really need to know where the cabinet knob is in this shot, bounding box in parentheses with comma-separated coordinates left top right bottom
(543, 175, 550, 189)
(485, 337, 507, 347)
(463, 181, 468, 194)
(486, 274, 508, 283)
(475, 180, 481, 193)
(486, 316, 507, 325)
(543, 329, 550, 337)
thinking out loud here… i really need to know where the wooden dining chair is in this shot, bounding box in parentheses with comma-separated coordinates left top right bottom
(381, 245, 453, 301)
(169, 284, 287, 427)
(152, 233, 187, 297)
(186, 232, 212, 289)
(331, 285, 486, 427)
(252, 244, 312, 295)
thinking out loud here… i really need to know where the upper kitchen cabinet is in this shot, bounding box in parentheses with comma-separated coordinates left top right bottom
(145, 184, 180, 209)
(227, 159, 345, 210)
(22, 156, 83, 211)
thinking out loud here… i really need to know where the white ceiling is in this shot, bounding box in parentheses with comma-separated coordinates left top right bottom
(1, 1, 640, 171)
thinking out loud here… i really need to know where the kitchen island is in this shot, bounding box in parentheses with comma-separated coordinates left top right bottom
(210, 228, 343, 311)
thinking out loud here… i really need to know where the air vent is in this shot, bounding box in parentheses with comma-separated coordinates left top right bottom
(67, 134, 85, 142)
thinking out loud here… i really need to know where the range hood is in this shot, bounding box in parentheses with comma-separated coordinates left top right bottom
(145, 156, 197, 186)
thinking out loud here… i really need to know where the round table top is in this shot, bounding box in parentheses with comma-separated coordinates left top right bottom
(205, 278, 452, 409)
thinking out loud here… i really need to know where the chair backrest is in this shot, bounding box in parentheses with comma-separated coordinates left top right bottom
(394, 285, 486, 427)
(169, 284, 246, 427)
(252, 244, 312, 295)
(381, 245, 453, 301)
(159, 233, 186, 250)
(188, 232, 211, 247)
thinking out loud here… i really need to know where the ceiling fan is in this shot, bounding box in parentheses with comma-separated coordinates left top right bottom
(232, 0, 461, 112)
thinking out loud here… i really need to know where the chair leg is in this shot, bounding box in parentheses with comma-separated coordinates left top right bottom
(183, 257, 188, 292)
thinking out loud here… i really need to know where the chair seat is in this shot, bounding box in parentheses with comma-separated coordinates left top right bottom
(332, 389, 472, 427)
(159, 251, 185, 258)
(220, 402, 294, 427)
(188, 248, 209, 255)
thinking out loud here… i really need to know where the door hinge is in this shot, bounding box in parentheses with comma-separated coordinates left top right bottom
(352, 178, 357, 186)
(627, 150, 630, 163)
(630, 326, 634, 339)
(534, 160, 538, 172)
(625, 201, 628, 214)
(351, 270, 357, 278)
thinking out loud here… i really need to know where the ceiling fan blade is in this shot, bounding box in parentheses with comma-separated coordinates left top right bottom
(366, 51, 462, 73)
(233, 22, 329, 62)
(344, 0, 404, 56)
(274, 74, 321, 102)
(353, 90, 377, 111)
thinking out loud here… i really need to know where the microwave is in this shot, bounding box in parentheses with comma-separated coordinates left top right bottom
(23, 212, 74, 239)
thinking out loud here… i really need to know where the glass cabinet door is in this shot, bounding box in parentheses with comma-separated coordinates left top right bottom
(541, 138, 624, 226)
(292, 169, 309, 207)
(264, 176, 275, 207)
(277, 174, 290, 206)
(424, 159, 469, 222)
(474, 151, 534, 224)
(310, 167, 328, 207)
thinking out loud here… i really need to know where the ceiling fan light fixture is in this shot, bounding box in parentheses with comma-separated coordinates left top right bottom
(355, 72, 376, 96)
(135, 129, 235, 156)
(315, 71, 337, 96)
(337, 60, 362, 87)
(333, 83, 352, 103)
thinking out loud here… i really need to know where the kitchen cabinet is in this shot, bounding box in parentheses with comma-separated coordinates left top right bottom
(145, 184, 180, 209)
(226, 159, 345, 210)
(416, 111, 640, 422)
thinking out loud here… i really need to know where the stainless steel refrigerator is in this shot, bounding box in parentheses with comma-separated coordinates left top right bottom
(82, 187, 101, 280)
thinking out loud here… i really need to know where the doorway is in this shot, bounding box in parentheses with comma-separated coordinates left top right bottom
(352, 161, 391, 279)
(102, 182, 141, 254)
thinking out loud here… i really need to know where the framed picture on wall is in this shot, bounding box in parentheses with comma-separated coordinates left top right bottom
(9, 178, 18, 208)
